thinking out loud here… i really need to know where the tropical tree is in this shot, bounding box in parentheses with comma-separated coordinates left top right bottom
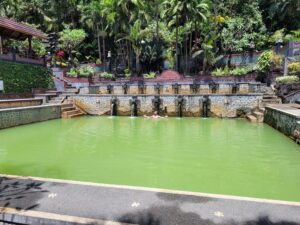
(59, 29, 87, 62)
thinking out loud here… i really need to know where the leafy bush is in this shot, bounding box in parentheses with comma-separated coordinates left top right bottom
(288, 62, 300, 75)
(276, 75, 300, 84)
(211, 66, 252, 76)
(143, 72, 156, 79)
(255, 50, 282, 73)
(256, 50, 274, 73)
(66, 68, 78, 77)
(0, 61, 53, 93)
(78, 65, 95, 77)
(124, 68, 131, 78)
(100, 72, 114, 79)
(96, 58, 102, 65)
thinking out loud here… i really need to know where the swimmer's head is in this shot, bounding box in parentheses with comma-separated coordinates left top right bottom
(154, 111, 158, 115)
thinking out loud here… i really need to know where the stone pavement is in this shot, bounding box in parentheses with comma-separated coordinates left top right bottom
(0, 175, 300, 225)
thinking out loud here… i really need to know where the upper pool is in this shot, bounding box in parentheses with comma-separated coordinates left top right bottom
(0, 117, 299, 202)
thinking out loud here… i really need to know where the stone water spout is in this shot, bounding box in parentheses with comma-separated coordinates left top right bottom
(154, 83, 162, 95)
(191, 83, 199, 94)
(176, 95, 184, 117)
(232, 83, 239, 94)
(209, 82, 219, 94)
(173, 83, 180, 94)
(201, 95, 211, 117)
(138, 83, 145, 94)
(130, 96, 138, 117)
(111, 97, 118, 116)
(152, 96, 161, 114)
(122, 83, 129, 95)
(107, 84, 113, 94)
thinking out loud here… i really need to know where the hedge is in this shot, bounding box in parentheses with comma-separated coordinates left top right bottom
(0, 60, 53, 93)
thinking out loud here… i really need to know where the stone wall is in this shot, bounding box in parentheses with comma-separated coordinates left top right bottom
(72, 94, 262, 118)
(0, 99, 43, 109)
(264, 106, 300, 141)
(88, 82, 263, 96)
(0, 105, 61, 129)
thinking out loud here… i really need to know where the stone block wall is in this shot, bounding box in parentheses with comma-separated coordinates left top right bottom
(0, 99, 43, 109)
(72, 94, 262, 118)
(264, 107, 300, 140)
(0, 105, 61, 129)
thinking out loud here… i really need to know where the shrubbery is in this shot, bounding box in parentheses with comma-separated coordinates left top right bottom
(211, 66, 253, 76)
(0, 61, 53, 93)
(288, 62, 300, 75)
(100, 72, 114, 79)
(275, 75, 299, 84)
(143, 72, 156, 79)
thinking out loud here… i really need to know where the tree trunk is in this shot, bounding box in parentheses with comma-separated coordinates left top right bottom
(96, 23, 102, 62)
(189, 32, 193, 74)
(175, 12, 179, 72)
(185, 34, 188, 75)
(202, 57, 207, 74)
(101, 22, 106, 71)
(136, 54, 140, 75)
(156, 2, 159, 40)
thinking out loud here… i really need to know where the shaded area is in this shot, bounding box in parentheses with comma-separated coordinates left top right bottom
(0, 177, 49, 224)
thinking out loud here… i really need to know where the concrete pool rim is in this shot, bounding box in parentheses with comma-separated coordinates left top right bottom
(1, 173, 300, 207)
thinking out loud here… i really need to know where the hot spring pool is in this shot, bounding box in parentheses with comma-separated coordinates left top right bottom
(0, 117, 299, 202)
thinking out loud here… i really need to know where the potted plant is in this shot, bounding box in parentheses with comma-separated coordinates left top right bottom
(95, 58, 105, 72)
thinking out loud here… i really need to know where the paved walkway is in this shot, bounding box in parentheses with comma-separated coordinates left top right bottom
(267, 104, 300, 118)
(0, 175, 300, 225)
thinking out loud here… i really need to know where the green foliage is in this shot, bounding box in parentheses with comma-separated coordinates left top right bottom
(255, 50, 275, 73)
(212, 66, 253, 76)
(66, 68, 78, 77)
(288, 62, 300, 75)
(276, 75, 300, 85)
(31, 39, 46, 57)
(1, 0, 298, 73)
(96, 58, 102, 65)
(221, 16, 266, 53)
(143, 72, 156, 79)
(78, 65, 95, 77)
(59, 29, 87, 50)
(284, 30, 300, 42)
(100, 72, 114, 79)
(0, 61, 53, 93)
(124, 68, 131, 78)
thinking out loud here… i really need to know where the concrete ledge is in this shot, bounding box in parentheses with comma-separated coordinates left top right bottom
(0, 174, 300, 225)
(264, 104, 300, 141)
(0, 98, 43, 109)
(0, 104, 61, 129)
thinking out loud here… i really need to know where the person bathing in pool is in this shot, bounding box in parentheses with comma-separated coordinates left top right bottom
(144, 111, 168, 119)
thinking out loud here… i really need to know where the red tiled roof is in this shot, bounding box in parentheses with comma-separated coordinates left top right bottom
(0, 17, 47, 40)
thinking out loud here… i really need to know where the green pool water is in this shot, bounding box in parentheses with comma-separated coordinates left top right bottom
(0, 117, 300, 202)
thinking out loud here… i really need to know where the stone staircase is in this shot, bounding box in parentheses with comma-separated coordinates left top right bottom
(61, 99, 85, 119)
(246, 108, 265, 123)
(246, 86, 281, 123)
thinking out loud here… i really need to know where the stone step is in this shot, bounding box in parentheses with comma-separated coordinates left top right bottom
(253, 111, 264, 123)
(69, 112, 84, 118)
(246, 114, 257, 123)
(262, 99, 281, 104)
(61, 103, 73, 109)
(62, 109, 82, 116)
(48, 100, 62, 104)
(258, 107, 265, 113)
(263, 95, 278, 99)
(61, 106, 76, 112)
